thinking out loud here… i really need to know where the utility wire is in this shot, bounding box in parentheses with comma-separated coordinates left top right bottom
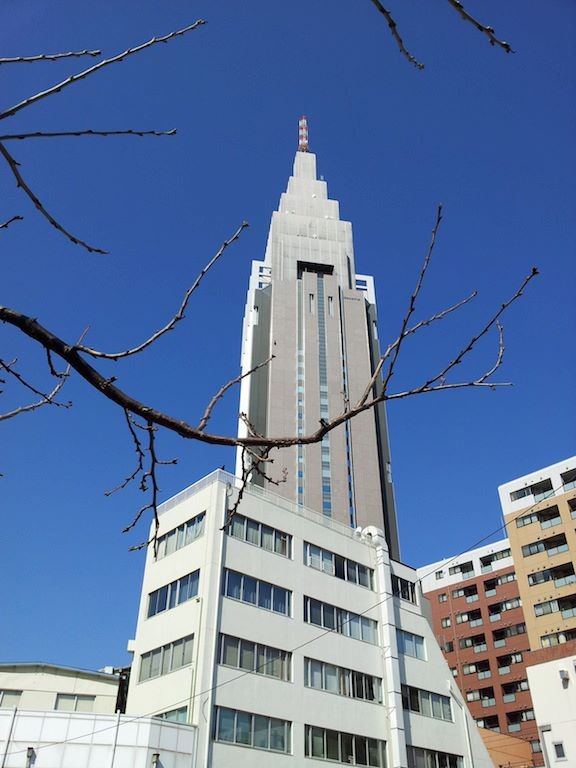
(5, 480, 573, 757)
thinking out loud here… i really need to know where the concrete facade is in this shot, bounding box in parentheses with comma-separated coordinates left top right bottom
(0, 663, 120, 715)
(125, 470, 492, 768)
(525, 644, 576, 767)
(499, 456, 576, 652)
(236, 144, 399, 558)
(418, 540, 543, 763)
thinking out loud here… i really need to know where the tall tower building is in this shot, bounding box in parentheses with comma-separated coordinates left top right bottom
(125, 124, 493, 768)
(237, 118, 399, 558)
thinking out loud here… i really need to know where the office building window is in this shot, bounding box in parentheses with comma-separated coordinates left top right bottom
(553, 743, 566, 760)
(214, 707, 290, 753)
(156, 707, 187, 723)
(155, 512, 205, 559)
(402, 685, 452, 721)
(438, 593, 447, 602)
(303, 596, 377, 644)
(392, 575, 417, 604)
(219, 634, 291, 681)
(396, 629, 426, 660)
(139, 634, 194, 681)
(0, 690, 22, 708)
(147, 570, 200, 618)
(229, 513, 292, 558)
(304, 725, 385, 766)
(304, 542, 373, 589)
(441, 617, 451, 628)
(407, 746, 463, 768)
(54, 694, 95, 712)
(304, 658, 382, 703)
(223, 569, 291, 616)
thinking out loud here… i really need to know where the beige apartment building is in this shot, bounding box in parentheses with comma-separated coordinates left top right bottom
(499, 457, 576, 651)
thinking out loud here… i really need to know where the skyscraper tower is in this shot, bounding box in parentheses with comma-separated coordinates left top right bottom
(237, 118, 399, 558)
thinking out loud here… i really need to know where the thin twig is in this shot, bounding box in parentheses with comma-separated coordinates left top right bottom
(414, 268, 537, 393)
(378, 205, 443, 396)
(358, 285, 476, 408)
(445, 0, 513, 53)
(77, 222, 249, 358)
(0, 20, 206, 122)
(0, 129, 177, 141)
(198, 355, 274, 432)
(0, 51, 101, 65)
(368, 0, 424, 70)
(0, 266, 538, 450)
(0, 141, 107, 254)
(0, 360, 71, 422)
(105, 410, 146, 496)
(0, 215, 23, 230)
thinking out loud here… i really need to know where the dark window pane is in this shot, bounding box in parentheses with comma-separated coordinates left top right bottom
(270, 719, 286, 752)
(253, 715, 269, 749)
(235, 711, 251, 745)
(239, 640, 255, 671)
(217, 708, 235, 742)
(258, 581, 272, 610)
(242, 576, 257, 604)
(326, 729, 340, 760)
(222, 635, 239, 667)
(226, 571, 242, 600)
(355, 736, 368, 765)
(156, 585, 168, 613)
(273, 587, 288, 614)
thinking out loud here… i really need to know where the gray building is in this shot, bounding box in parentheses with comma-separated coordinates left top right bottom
(237, 120, 399, 558)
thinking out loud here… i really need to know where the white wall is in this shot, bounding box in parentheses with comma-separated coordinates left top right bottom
(0, 709, 196, 768)
(527, 654, 576, 767)
(0, 665, 119, 714)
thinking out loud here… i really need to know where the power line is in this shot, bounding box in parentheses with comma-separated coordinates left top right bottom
(5, 481, 573, 757)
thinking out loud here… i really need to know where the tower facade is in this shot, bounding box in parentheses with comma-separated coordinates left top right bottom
(237, 125, 399, 558)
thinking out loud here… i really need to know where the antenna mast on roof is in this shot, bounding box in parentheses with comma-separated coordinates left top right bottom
(298, 115, 309, 152)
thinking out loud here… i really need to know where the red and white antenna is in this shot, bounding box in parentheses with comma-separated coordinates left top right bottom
(298, 115, 309, 152)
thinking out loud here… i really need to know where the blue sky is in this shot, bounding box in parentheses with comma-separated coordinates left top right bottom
(1, 1, 574, 669)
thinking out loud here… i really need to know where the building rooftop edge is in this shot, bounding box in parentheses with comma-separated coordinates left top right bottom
(0, 662, 119, 680)
(498, 455, 576, 491)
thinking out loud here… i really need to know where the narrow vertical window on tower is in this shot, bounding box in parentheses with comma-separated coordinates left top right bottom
(316, 273, 332, 516)
(296, 284, 305, 505)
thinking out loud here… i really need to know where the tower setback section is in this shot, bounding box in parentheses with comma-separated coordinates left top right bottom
(237, 136, 399, 557)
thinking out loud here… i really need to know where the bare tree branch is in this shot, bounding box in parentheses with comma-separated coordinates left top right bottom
(358, 285, 477, 408)
(221, 446, 287, 530)
(380, 204, 444, 395)
(0, 129, 177, 141)
(411, 269, 537, 394)
(0, 141, 107, 254)
(0, 20, 206, 122)
(105, 410, 146, 497)
(445, 0, 513, 53)
(368, 0, 424, 70)
(0, 263, 538, 450)
(0, 214, 23, 230)
(0, 358, 71, 422)
(77, 222, 249, 358)
(198, 355, 275, 432)
(0, 51, 101, 65)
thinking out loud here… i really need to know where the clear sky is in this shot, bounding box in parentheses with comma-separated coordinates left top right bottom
(1, 1, 574, 670)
